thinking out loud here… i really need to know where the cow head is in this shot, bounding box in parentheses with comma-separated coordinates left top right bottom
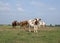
(34, 18, 41, 25)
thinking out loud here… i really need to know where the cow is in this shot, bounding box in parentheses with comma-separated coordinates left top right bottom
(28, 18, 41, 32)
(18, 20, 29, 29)
(38, 21, 46, 28)
(12, 20, 17, 28)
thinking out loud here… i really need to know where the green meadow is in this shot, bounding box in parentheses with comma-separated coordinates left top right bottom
(0, 25, 60, 43)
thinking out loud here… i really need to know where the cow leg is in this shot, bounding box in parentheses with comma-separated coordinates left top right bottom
(29, 25, 31, 32)
(23, 27, 25, 29)
(12, 26, 16, 29)
(19, 26, 21, 29)
(34, 25, 38, 33)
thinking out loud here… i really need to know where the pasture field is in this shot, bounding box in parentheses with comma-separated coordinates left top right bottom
(0, 25, 60, 43)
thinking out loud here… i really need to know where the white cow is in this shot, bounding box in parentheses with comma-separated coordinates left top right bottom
(38, 21, 46, 28)
(28, 18, 41, 32)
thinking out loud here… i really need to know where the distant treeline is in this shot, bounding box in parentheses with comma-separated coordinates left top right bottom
(55, 25, 60, 27)
(47, 24, 60, 27)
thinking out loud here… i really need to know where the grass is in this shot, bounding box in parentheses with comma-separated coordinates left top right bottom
(0, 25, 60, 43)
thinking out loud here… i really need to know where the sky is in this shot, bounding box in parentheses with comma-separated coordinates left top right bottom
(0, 0, 60, 25)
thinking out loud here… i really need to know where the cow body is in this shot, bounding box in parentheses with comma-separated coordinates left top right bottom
(28, 18, 41, 32)
(38, 21, 46, 28)
(19, 21, 28, 29)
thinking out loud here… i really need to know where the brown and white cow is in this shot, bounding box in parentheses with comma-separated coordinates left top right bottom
(38, 21, 46, 28)
(28, 18, 41, 32)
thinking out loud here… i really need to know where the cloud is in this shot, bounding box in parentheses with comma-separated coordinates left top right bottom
(30, 1, 57, 14)
(48, 8, 56, 10)
(16, 3, 24, 12)
(31, 1, 46, 7)
(17, 7, 24, 11)
(0, 1, 10, 11)
(16, 3, 21, 7)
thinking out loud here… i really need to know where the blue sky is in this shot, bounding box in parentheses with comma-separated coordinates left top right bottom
(0, 0, 60, 25)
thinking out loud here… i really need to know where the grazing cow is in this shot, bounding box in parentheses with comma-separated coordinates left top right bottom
(12, 20, 17, 28)
(12, 20, 28, 29)
(38, 21, 46, 28)
(28, 18, 41, 32)
(18, 20, 29, 29)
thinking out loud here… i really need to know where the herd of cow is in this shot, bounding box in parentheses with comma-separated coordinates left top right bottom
(12, 18, 46, 32)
